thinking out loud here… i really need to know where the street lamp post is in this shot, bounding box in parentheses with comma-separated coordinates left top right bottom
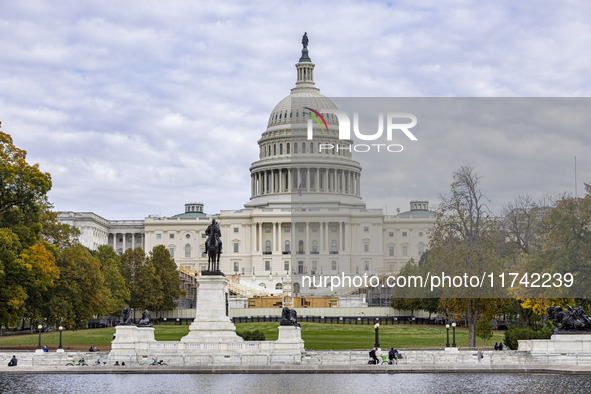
(37, 325, 42, 349)
(374, 318, 380, 348)
(446, 324, 450, 347)
(57, 326, 64, 353)
(452, 322, 457, 347)
(35, 324, 44, 354)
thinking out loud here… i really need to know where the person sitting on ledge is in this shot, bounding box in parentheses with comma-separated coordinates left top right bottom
(494, 342, 499, 351)
(499, 342, 504, 351)
(368, 348, 378, 364)
(8, 355, 18, 367)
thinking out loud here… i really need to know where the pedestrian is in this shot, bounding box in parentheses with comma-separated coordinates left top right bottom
(388, 347, 399, 365)
(477, 348, 483, 364)
(494, 342, 499, 351)
(499, 342, 504, 351)
(8, 355, 18, 367)
(43, 345, 49, 352)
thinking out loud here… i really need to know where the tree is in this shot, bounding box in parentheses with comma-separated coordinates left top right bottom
(120, 247, 161, 313)
(94, 245, 129, 316)
(429, 166, 508, 347)
(45, 244, 107, 328)
(475, 316, 493, 345)
(149, 245, 183, 313)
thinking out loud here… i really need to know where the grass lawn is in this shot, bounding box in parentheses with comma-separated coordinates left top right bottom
(0, 323, 505, 350)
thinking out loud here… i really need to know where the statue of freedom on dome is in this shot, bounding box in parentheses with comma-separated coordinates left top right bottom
(302, 32, 309, 48)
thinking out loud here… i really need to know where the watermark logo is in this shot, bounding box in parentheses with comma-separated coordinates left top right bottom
(305, 109, 418, 153)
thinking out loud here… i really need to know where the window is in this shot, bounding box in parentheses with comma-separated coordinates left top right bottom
(287, 143, 290, 154)
(234, 262, 239, 272)
(265, 240, 271, 253)
(294, 143, 298, 153)
(389, 232, 394, 237)
(331, 240, 337, 252)
(234, 242, 239, 253)
(363, 242, 369, 252)
(364, 261, 369, 271)
(418, 242, 425, 256)
(156, 233, 162, 239)
(419, 232, 424, 237)
(169, 247, 174, 257)
(331, 226, 337, 232)
(265, 227, 271, 233)
(275, 283, 283, 290)
(312, 227, 318, 232)
(234, 227, 239, 233)
(284, 240, 290, 252)
(265, 261, 271, 271)
(402, 232, 408, 237)
(356, 266, 359, 274)
(402, 245, 408, 257)
(312, 260, 317, 273)
(202, 247, 206, 257)
(302, 143, 306, 153)
(310, 142, 314, 153)
(298, 261, 304, 274)
(312, 240, 318, 252)
(258, 283, 267, 289)
(389, 246, 394, 256)
(364, 226, 369, 232)
(285, 227, 291, 232)
(169, 233, 175, 239)
(202, 233, 207, 238)
(298, 240, 304, 253)
(185, 244, 191, 258)
(331, 260, 337, 270)
(284, 261, 289, 271)
(298, 227, 304, 232)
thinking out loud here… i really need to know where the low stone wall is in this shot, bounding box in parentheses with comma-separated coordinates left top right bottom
(5, 348, 591, 368)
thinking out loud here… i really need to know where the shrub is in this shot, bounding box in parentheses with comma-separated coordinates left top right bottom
(237, 329, 266, 341)
(504, 326, 552, 350)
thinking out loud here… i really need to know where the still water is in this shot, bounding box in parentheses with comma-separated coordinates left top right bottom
(0, 373, 589, 393)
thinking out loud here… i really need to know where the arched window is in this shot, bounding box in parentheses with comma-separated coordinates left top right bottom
(274, 144, 276, 155)
(284, 240, 290, 252)
(275, 283, 283, 290)
(280, 144, 283, 154)
(287, 143, 290, 154)
(331, 240, 337, 252)
(258, 283, 267, 289)
(185, 244, 191, 258)
(298, 240, 304, 253)
(265, 240, 271, 253)
(302, 143, 306, 153)
(293, 282, 301, 294)
(310, 142, 314, 153)
(312, 240, 318, 252)
(294, 143, 298, 153)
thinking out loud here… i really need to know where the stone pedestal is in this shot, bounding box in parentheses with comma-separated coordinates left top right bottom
(181, 275, 243, 342)
(111, 325, 139, 357)
(274, 326, 304, 353)
(519, 333, 591, 354)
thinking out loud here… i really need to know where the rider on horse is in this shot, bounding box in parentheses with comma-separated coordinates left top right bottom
(205, 219, 222, 254)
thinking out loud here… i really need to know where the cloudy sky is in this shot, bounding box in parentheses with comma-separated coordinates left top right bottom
(2, 0, 590, 219)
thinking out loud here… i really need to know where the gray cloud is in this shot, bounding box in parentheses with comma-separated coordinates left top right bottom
(1, 1, 590, 219)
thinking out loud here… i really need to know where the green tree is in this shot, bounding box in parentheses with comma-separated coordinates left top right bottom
(46, 244, 107, 328)
(475, 316, 493, 345)
(95, 245, 129, 315)
(149, 245, 183, 313)
(120, 247, 161, 313)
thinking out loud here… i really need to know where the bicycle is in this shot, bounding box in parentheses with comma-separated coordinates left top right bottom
(150, 357, 167, 366)
(66, 358, 88, 366)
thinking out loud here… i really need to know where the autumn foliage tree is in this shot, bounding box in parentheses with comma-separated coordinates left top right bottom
(429, 166, 508, 347)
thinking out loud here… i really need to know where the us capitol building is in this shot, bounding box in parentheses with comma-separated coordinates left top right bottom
(58, 39, 436, 300)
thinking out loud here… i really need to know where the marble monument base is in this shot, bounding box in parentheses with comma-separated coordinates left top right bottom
(274, 326, 305, 353)
(181, 274, 242, 343)
(519, 333, 591, 354)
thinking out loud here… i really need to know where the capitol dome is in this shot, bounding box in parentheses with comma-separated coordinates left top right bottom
(245, 39, 364, 209)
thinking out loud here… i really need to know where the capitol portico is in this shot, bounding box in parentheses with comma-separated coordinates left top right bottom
(58, 39, 436, 300)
